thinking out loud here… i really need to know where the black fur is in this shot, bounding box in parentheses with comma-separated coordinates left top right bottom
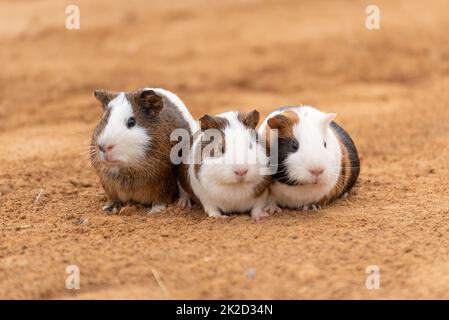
(330, 121, 360, 194)
(268, 106, 299, 185)
(271, 136, 300, 185)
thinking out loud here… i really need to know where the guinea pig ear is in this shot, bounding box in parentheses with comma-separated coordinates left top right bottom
(199, 114, 225, 131)
(93, 90, 116, 109)
(242, 110, 260, 129)
(267, 114, 290, 130)
(267, 114, 293, 137)
(139, 89, 164, 112)
(322, 113, 336, 127)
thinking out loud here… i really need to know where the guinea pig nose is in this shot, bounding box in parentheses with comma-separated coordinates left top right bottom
(99, 143, 114, 153)
(234, 169, 248, 177)
(309, 168, 324, 176)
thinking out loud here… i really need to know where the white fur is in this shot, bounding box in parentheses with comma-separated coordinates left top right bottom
(148, 203, 166, 214)
(259, 106, 342, 209)
(98, 93, 149, 165)
(148, 88, 198, 133)
(189, 112, 269, 219)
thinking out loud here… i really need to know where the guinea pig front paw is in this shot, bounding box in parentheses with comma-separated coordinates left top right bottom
(251, 210, 270, 222)
(263, 204, 282, 215)
(102, 203, 122, 214)
(206, 210, 228, 219)
(176, 195, 193, 209)
(147, 203, 167, 214)
(302, 203, 321, 211)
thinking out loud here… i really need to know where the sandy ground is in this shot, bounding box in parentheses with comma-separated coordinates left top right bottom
(1, 0, 449, 299)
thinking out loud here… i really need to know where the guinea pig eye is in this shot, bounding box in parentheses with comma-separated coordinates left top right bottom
(291, 140, 299, 151)
(127, 117, 136, 129)
(324, 141, 327, 148)
(220, 144, 225, 154)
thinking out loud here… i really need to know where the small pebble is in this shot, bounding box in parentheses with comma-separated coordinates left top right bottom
(16, 225, 32, 231)
(78, 218, 89, 225)
(34, 189, 45, 203)
(246, 268, 256, 279)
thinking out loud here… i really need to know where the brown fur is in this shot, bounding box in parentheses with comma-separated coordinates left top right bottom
(267, 110, 299, 138)
(177, 127, 202, 206)
(199, 114, 229, 131)
(237, 110, 260, 129)
(193, 114, 229, 181)
(265, 109, 300, 153)
(91, 89, 191, 208)
(94, 90, 118, 108)
(178, 162, 200, 205)
(254, 175, 271, 198)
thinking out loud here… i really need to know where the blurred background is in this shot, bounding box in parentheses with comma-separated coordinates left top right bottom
(1, 0, 449, 299)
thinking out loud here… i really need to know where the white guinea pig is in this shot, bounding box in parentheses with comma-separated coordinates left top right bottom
(259, 106, 360, 211)
(188, 110, 271, 220)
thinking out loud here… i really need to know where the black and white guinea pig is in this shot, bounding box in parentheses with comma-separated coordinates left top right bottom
(91, 88, 196, 214)
(259, 106, 360, 211)
(186, 110, 271, 220)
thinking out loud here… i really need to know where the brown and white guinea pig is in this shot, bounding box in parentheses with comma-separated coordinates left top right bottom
(91, 88, 196, 214)
(183, 110, 271, 220)
(259, 106, 360, 211)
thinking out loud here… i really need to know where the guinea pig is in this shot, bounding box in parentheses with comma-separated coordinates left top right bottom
(185, 110, 271, 220)
(91, 88, 196, 214)
(259, 106, 360, 211)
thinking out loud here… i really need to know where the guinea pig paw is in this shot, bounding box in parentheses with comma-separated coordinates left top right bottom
(302, 204, 320, 211)
(207, 212, 228, 219)
(176, 197, 192, 209)
(251, 210, 270, 222)
(263, 204, 282, 215)
(147, 204, 167, 214)
(102, 204, 121, 214)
